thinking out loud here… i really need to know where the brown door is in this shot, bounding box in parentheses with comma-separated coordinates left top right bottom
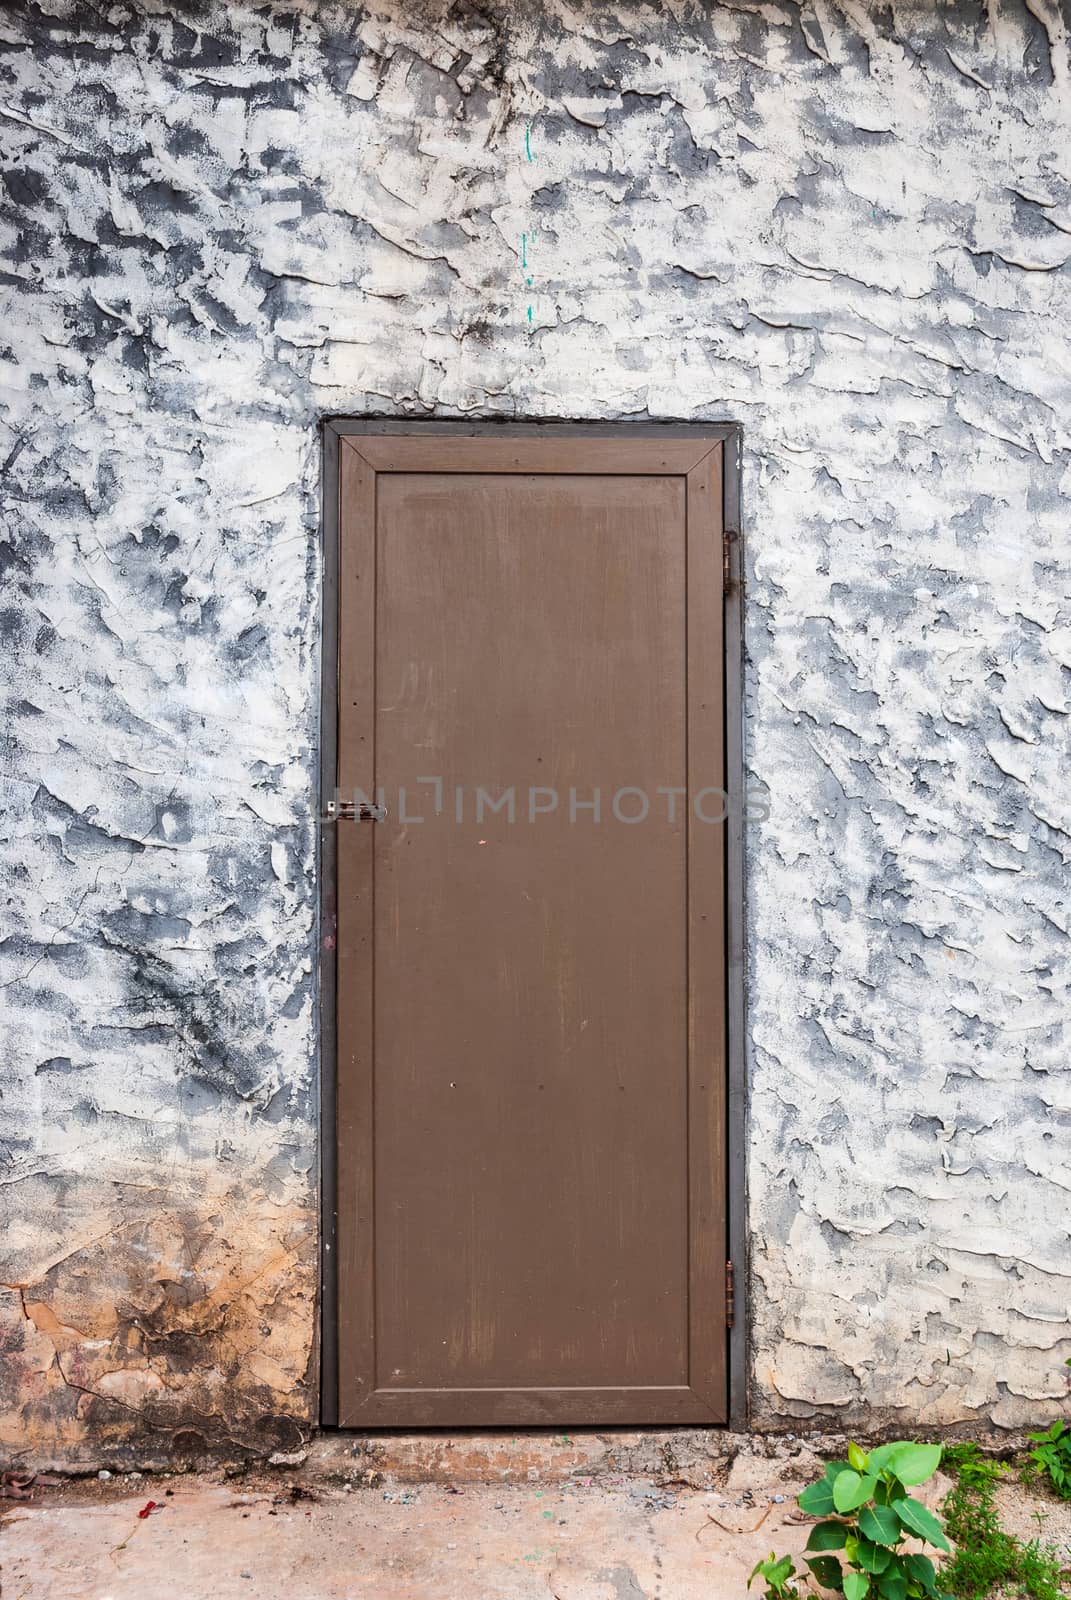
(335, 430, 727, 1426)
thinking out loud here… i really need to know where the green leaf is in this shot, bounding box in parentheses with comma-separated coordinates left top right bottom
(834, 1470, 878, 1513)
(843, 1573, 869, 1600)
(893, 1497, 950, 1553)
(805, 1555, 844, 1590)
(859, 1504, 901, 1547)
(825, 1459, 852, 1482)
(849, 1441, 869, 1473)
(799, 1478, 837, 1516)
(882, 1444, 942, 1487)
(877, 1575, 907, 1600)
(870, 1442, 912, 1471)
(856, 1539, 892, 1575)
(749, 1554, 795, 1589)
(1029, 1421, 1065, 1445)
(806, 1521, 849, 1552)
(902, 1554, 938, 1594)
(832, 1469, 860, 1511)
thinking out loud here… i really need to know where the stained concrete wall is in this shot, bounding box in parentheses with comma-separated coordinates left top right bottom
(2, 0, 1069, 1462)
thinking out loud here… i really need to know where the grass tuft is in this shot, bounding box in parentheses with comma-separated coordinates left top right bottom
(941, 1443, 1070, 1600)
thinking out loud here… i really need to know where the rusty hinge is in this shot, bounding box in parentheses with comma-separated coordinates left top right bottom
(722, 527, 733, 589)
(324, 799, 387, 822)
(725, 1260, 735, 1328)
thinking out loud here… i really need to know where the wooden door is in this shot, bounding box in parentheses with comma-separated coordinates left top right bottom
(335, 430, 727, 1425)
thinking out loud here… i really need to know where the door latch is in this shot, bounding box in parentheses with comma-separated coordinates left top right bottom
(324, 799, 387, 822)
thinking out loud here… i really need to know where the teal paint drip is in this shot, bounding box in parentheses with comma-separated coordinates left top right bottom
(522, 228, 534, 327)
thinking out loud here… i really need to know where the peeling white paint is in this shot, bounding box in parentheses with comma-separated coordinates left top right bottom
(1, 0, 1069, 1454)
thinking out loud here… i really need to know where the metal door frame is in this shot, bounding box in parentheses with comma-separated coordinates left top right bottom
(318, 418, 748, 1429)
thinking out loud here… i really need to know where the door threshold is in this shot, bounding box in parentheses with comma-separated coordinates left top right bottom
(307, 1427, 746, 1486)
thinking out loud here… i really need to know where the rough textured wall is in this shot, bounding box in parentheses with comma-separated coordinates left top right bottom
(1, 0, 1069, 1460)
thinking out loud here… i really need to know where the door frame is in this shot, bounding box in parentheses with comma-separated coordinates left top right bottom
(318, 418, 748, 1429)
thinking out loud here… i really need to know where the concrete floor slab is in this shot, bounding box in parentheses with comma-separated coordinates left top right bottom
(2, 1476, 813, 1600)
(6, 1448, 1063, 1600)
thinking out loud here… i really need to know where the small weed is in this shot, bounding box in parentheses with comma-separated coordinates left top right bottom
(749, 1439, 951, 1600)
(750, 1441, 1070, 1600)
(1027, 1422, 1071, 1502)
(940, 1444, 1007, 1493)
(941, 1443, 1069, 1600)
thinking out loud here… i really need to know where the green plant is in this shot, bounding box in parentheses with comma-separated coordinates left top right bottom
(939, 1444, 1007, 1493)
(749, 1440, 952, 1600)
(941, 1442, 1068, 1600)
(750, 1554, 803, 1600)
(1027, 1421, 1071, 1501)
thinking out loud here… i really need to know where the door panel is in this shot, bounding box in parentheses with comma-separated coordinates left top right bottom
(336, 432, 727, 1426)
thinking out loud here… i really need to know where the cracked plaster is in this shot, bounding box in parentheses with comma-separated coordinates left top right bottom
(1, 0, 1070, 1459)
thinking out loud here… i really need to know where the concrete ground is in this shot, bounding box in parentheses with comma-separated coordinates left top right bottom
(3, 1440, 1068, 1600)
(1, 1444, 817, 1600)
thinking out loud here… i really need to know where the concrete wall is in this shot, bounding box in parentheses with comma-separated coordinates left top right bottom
(2, 0, 1069, 1462)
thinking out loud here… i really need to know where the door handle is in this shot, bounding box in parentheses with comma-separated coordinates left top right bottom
(323, 800, 387, 822)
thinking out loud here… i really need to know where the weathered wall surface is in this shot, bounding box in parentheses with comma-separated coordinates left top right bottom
(1, 0, 1069, 1460)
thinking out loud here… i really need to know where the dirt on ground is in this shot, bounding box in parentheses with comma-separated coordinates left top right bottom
(992, 1473, 1071, 1557)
